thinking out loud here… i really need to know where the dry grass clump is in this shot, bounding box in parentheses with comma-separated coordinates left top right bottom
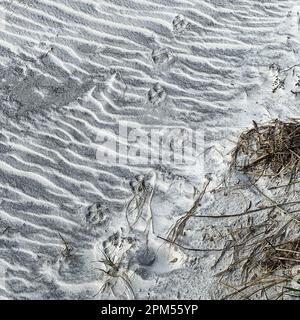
(215, 119, 300, 299)
(217, 219, 300, 300)
(58, 233, 75, 258)
(232, 119, 300, 179)
(260, 238, 300, 273)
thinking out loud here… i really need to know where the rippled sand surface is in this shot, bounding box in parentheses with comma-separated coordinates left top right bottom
(1, 0, 300, 299)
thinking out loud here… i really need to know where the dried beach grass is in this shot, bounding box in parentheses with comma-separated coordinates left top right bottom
(216, 120, 300, 299)
(232, 119, 300, 181)
(218, 223, 300, 300)
(125, 176, 149, 229)
(95, 250, 135, 299)
(166, 179, 210, 244)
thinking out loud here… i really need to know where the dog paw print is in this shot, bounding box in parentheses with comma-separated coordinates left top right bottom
(172, 14, 191, 34)
(147, 83, 166, 106)
(85, 202, 108, 226)
(269, 64, 285, 93)
(151, 48, 173, 65)
(103, 230, 135, 252)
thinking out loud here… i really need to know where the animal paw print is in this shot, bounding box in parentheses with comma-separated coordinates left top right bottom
(126, 175, 152, 229)
(269, 64, 285, 93)
(129, 175, 147, 194)
(85, 202, 108, 226)
(102, 230, 135, 259)
(147, 83, 166, 106)
(151, 48, 173, 65)
(95, 231, 136, 299)
(172, 14, 191, 34)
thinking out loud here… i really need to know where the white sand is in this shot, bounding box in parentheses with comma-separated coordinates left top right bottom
(0, 0, 300, 299)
